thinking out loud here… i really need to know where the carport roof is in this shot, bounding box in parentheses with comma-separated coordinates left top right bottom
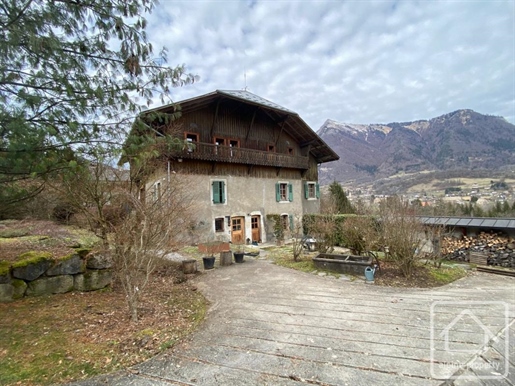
(418, 216, 515, 229)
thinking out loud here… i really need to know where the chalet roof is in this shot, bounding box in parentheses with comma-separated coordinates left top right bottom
(418, 216, 515, 229)
(150, 89, 339, 164)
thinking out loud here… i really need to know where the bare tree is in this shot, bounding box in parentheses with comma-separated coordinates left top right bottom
(341, 215, 379, 256)
(50, 153, 128, 248)
(111, 176, 196, 321)
(303, 214, 337, 254)
(378, 197, 425, 277)
(289, 213, 304, 261)
(50, 146, 197, 321)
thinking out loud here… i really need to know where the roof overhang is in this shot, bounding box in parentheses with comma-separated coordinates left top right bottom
(144, 90, 340, 164)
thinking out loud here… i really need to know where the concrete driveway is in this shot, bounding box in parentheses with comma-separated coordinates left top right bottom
(70, 257, 514, 386)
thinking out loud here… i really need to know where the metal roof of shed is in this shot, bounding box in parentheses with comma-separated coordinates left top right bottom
(418, 216, 515, 230)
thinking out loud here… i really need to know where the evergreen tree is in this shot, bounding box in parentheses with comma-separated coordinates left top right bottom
(328, 181, 355, 214)
(0, 0, 195, 209)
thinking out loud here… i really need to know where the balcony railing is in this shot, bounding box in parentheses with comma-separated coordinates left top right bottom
(173, 142, 309, 169)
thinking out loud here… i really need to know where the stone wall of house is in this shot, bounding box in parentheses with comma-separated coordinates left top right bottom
(0, 252, 112, 302)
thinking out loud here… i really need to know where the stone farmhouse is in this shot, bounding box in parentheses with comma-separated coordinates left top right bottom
(133, 90, 339, 244)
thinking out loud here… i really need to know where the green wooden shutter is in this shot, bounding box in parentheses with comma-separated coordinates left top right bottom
(316, 183, 320, 199)
(220, 181, 225, 203)
(275, 182, 281, 202)
(289, 214, 294, 231)
(288, 183, 293, 202)
(212, 181, 220, 204)
(304, 181, 309, 199)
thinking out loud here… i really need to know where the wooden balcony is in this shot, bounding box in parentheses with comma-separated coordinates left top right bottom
(173, 142, 309, 169)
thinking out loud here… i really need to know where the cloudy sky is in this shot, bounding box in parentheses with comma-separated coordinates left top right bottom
(145, 0, 514, 130)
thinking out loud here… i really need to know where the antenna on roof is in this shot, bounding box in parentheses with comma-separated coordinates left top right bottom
(243, 66, 248, 91)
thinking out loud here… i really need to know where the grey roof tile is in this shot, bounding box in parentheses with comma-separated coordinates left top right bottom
(218, 90, 296, 114)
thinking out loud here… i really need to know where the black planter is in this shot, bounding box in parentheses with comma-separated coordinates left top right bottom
(202, 256, 215, 270)
(234, 252, 245, 263)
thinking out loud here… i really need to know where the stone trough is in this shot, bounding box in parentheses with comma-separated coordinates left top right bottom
(312, 253, 373, 275)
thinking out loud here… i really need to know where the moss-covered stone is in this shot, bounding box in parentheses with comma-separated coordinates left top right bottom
(86, 253, 113, 269)
(12, 279, 27, 299)
(73, 247, 91, 258)
(26, 275, 74, 296)
(12, 252, 54, 281)
(74, 269, 112, 291)
(0, 283, 13, 302)
(46, 254, 84, 276)
(0, 261, 11, 284)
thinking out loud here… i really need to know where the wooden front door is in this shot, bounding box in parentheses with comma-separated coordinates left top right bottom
(231, 217, 245, 244)
(251, 215, 261, 243)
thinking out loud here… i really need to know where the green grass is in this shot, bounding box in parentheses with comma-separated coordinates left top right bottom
(265, 245, 317, 273)
(0, 285, 208, 386)
(428, 265, 467, 284)
(0, 229, 30, 238)
(0, 296, 109, 385)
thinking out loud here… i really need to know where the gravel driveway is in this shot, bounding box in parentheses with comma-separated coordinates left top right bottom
(69, 257, 514, 386)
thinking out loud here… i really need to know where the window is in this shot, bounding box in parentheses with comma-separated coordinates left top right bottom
(185, 133, 198, 152)
(152, 182, 161, 202)
(215, 218, 224, 232)
(281, 214, 289, 231)
(212, 180, 226, 204)
(214, 138, 225, 155)
(276, 182, 293, 202)
(185, 133, 198, 142)
(229, 139, 239, 157)
(304, 182, 320, 199)
(287, 147, 294, 155)
(268, 144, 275, 152)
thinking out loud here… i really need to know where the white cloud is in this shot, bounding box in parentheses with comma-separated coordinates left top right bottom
(146, 0, 515, 128)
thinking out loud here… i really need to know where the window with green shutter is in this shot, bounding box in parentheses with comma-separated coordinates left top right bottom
(304, 181, 320, 200)
(212, 181, 225, 204)
(276, 182, 289, 202)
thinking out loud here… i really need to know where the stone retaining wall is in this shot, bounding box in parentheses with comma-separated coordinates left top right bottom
(0, 251, 112, 302)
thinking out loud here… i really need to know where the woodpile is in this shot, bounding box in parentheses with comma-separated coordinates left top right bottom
(442, 231, 515, 268)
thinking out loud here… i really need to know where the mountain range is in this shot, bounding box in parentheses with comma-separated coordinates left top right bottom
(317, 109, 515, 186)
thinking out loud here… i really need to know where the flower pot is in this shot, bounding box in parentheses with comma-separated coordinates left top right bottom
(234, 252, 245, 263)
(202, 256, 215, 270)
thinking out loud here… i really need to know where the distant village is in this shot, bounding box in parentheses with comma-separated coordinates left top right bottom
(344, 179, 515, 217)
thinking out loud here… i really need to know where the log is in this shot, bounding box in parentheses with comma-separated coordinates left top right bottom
(220, 251, 233, 266)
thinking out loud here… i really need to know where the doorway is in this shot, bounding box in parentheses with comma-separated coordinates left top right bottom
(251, 215, 261, 243)
(231, 216, 245, 244)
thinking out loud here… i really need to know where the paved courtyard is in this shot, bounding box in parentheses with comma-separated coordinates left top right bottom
(71, 257, 514, 386)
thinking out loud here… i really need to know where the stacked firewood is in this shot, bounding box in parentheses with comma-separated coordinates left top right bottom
(442, 231, 515, 268)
